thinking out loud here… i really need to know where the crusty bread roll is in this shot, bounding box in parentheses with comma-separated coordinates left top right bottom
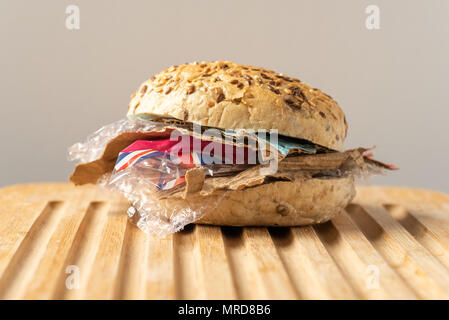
(158, 176, 355, 226)
(128, 61, 348, 151)
(124, 61, 354, 226)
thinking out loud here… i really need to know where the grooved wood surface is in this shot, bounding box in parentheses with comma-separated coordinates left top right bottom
(0, 183, 449, 300)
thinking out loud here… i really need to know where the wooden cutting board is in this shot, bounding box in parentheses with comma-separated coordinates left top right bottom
(0, 183, 449, 300)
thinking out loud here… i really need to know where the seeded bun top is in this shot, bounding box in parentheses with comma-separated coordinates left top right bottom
(127, 61, 348, 151)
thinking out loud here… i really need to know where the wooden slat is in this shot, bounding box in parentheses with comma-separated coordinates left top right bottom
(113, 221, 150, 299)
(195, 225, 237, 299)
(386, 205, 449, 271)
(53, 201, 110, 299)
(22, 195, 97, 299)
(221, 227, 267, 299)
(362, 204, 449, 295)
(404, 210, 449, 246)
(0, 200, 51, 280)
(1, 183, 449, 299)
(145, 234, 175, 299)
(83, 200, 129, 299)
(314, 220, 389, 299)
(0, 201, 66, 299)
(173, 225, 206, 299)
(331, 212, 416, 299)
(241, 228, 298, 299)
(290, 226, 357, 299)
(269, 227, 344, 299)
(347, 204, 449, 299)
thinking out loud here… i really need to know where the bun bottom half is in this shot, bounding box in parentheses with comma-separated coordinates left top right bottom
(156, 176, 356, 227)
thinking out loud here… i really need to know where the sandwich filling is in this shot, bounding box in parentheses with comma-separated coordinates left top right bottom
(69, 118, 396, 196)
(68, 117, 396, 236)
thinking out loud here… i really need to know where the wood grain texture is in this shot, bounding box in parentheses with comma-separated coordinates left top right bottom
(0, 183, 449, 299)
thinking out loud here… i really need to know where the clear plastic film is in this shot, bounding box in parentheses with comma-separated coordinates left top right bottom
(98, 164, 228, 237)
(68, 119, 394, 237)
(68, 119, 165, 163)
(68, 119, 268, 237)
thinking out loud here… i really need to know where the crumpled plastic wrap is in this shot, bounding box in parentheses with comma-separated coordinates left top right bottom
(68, 119, 261, 237)
(68, 119, 165, 163)
(68, 119, 393, 237)
(98, 165, 227, 237)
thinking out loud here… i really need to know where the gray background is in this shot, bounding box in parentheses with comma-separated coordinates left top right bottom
(1, 0, 448, 193)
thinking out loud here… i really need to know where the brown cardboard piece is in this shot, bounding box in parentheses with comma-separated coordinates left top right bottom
(70, 125, 394, 198)
(70, 125, 263, 185)
(159, 148, 376, 200)
(70, 130, 174, 185)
